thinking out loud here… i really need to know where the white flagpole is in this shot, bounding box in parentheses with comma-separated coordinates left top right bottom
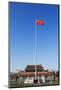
(35, 20, 37, 80)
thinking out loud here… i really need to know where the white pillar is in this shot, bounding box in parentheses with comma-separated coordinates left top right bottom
(38, 76, 40, 84)
(41, 76, 45, 83)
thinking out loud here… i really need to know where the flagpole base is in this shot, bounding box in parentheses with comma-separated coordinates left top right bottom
(33, 79, 38, 84)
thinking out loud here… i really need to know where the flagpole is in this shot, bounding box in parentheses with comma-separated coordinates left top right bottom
(34, 20, 44, 81)
(35, 20, 37, 80)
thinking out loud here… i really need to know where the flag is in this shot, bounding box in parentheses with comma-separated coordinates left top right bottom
(36, 20, 44, 25)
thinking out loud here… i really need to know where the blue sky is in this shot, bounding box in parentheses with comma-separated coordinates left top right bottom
(9, 2, 59, 72)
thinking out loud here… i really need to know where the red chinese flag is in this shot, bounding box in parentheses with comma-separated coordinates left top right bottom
(36, 20, 44, 25)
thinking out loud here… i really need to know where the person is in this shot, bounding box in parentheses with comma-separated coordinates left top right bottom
(15, 75, 19, 82)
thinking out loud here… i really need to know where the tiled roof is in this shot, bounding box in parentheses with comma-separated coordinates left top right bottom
(26, 65, 42, 68)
